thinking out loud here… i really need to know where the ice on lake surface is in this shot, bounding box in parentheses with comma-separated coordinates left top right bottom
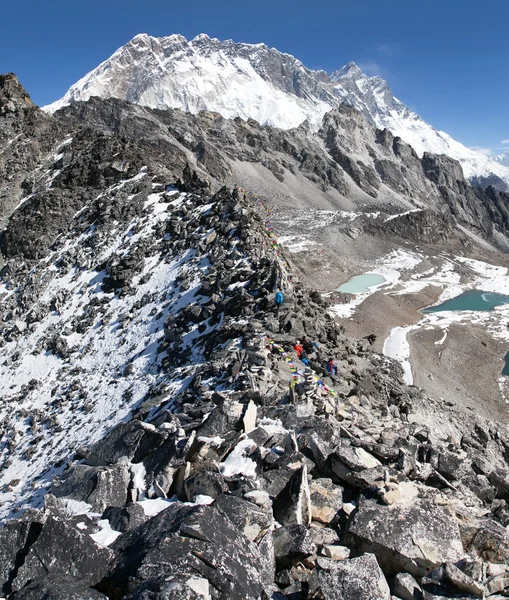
(337, 273, 387, 294)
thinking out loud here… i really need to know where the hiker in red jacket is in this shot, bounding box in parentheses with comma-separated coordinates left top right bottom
(293, 342, 303, 358)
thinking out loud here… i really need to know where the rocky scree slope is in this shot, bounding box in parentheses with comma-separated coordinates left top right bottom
(44, 32, 509, 188)
(2, 75, 509, 599)
(2, 180, 509, 600)
(4, 172, 509, 600)
(54, 96, 509, 251)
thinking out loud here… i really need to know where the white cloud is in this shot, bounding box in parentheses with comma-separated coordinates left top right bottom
(470, 146, 493, 156)
(358, 61, 385, 77)
(375, 42, 400, 56)
(501, 139, 509, 144)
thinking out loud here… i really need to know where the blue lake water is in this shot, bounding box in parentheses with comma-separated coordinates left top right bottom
(422, 289, 509, 377)
(422, 290, 509, 313)
(502, 352, 509, 376)
(337, 273, 386, 294)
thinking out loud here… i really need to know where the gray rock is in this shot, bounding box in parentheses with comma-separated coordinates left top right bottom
(214, 494, 273, 542)
(330, 444, 381, 482)
(102, 503, 148, 533)
(9, 576, 108, 600)
(101, 502, 268, 600)
(0, 519, 44, 596)
(393, 572, 422, 600)
(309, 554, 391, 600)
(123, 574, 211, 599)
(344, 491, 464, 577)
(273, 465, 311, 526)
(272, 524, 317, 568)
(12, 515, 113, 592)
(444, 562, 485, 597)
(52, 463, 131, 512)
(184, 469, 229, 501)
(309, 478, 343, 524)
(88, 420, 167, 465)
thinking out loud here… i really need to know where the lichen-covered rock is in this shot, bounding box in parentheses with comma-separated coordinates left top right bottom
(272, 524, 317, 568)
(309, 554, 391, 600)
(0, 519, 43, 596)
(12, 515, 113, 592)
(344, 489, 465, 577)
(309, 478, 343, 524)
(9, 576, 108, 600)
(52, 463, 131, 512)
(100, 502, 268, 599)
(273, 465, 312, 526)
(393, 571, 422, 600)
(123, 574, 211, 599)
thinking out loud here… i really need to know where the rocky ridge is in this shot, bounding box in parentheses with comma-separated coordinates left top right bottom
(1, 174, 509, 598)
(52, 96, 509, 251)
(2, 75, 509, 599)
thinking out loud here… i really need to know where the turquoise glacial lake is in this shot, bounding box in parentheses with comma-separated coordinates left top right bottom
(422, 289, 509, 377)
(337, 273, 386, 294)
(422, 290, 509, 314)
(502, 352, 509, 377)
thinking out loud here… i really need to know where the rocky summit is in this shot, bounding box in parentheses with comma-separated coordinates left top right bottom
(2, 71, 509, 600)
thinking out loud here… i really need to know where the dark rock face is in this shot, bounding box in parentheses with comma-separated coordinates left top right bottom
(0, 520, 43, 596)
(122, 574, 211, 600)
(52, 463, 131, 513)
(100, 503, 268, 599)
(8, 576, 108, 600)
(12, 515, 113, 592)
(309, 554, 391, 600)
(344, 494, 464, 578)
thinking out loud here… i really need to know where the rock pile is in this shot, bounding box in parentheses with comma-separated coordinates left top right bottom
(1, 174, 509, 598)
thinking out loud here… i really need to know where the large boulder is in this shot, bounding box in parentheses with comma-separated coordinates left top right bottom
(123, 574, 211, 599)
(272, 465, 311, 526)
(272, 525, 317, 568)
(52, 463, 131, 513)
(0, 519, 44, 596)
(309, 478, 343, 524)
(343, 487, 465, 577)
(309, 554, 391, 600)
(99, 502, 268, 599)
(9, 576, 108, 600)
(330, 444, 381, 482)
(87, 420, 167, 465)
(12, 515, 113, 592)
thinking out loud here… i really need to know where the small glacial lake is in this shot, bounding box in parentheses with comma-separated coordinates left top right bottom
(337, 273, 386, 294)
(422, 290, 509, 313)
(502, 352, 509, 376)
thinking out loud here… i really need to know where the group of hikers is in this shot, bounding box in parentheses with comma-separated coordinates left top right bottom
(273, 290, 338, 377)
(292, 337, 338, 377)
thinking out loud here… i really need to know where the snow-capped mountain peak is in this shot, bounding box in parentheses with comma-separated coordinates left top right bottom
(495, 151, 509, 167)
(45, 33, 509, 186)
(330, 61, 363, 80)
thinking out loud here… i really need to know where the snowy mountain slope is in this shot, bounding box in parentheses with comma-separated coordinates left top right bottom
(0, 166, 284, 520)
(495, 150, 509, 167)
(45, 33, 509, 185)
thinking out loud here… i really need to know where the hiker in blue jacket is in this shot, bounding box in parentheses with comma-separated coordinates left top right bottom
(275, 290, 284, 314)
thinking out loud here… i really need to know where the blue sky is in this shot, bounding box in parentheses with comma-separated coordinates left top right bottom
(1, 0, 508, 154)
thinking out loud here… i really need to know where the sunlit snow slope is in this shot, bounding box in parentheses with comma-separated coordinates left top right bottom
(45, 33, 509, 185)
(0, 174, 243, 520)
